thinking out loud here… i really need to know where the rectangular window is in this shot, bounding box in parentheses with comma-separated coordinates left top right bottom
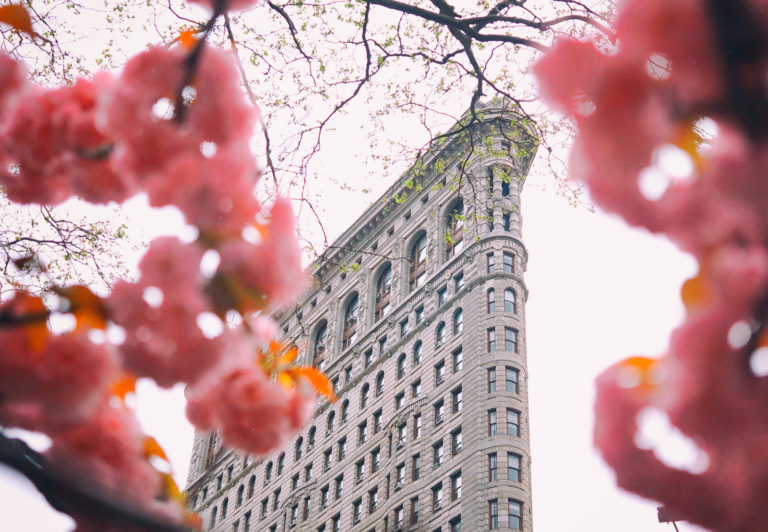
(502, 212, 511, 231)
(432, 483, 443, 512)
(452, 347, 463, 372)
(487, 328, 496, 352)
(358, 421, 368, 445)
(368, 487, 378, 513)
(507, 409, 520, 436)
(395, 392, 404, 410)
(397, 423, 407, 445)
(435, 361, 445, 385)
(353, 499, 362, 523)
(273, 488, 281, 511)
(303, 496, 311, 520)
(508, 453, 521, 482)
(454, 272, 464, 291)
(379, 336, 388, 356)
(437, 286, 447, 306)
(508, 499, 522, 530)
(374, 409, 383, 433)
(395, 506, 404, 528)
(451, 386, 463, 413)
(292, 473, 299, 491)
(400, 318, 409, 337)
(261, 498, 268, 518)
(345, 365, 352, 384)
(489, 499, 499, 529)
(356, 460, 365, 483)
(489, 409, 497, 436)
(503, 252, 514, 273)
(434, 400, 445, 425)
(506, 366, 519, 393)
(412, 379, 422, 398)
(451, 428, 462, 455)
(505, 327, 518, 352)
(305, 464, 313, 482)
(338, 437, 346, 460)
(488, 367, 496, 392)
(335, 476, 343, 499)
(450, 516, 462, 532)
(488, 452, 498, 481)
(332, 514, 340, 532)
(433, 441, 444, 468)
(413, 414, 422, 440)
(323, 449, 332, 471)
(412, 454, 420, 480)
(451, 471, 462, 500)
(487, 253, 495, 273)
(396, 463, 406, 485)
(364, 349, 373, 368)
(372, 448, 381, 472)
(244, 511, 251, 532)
(321, 486, 329, 509)
(415, 305, 424, 324)
(410, 497, 419, 524)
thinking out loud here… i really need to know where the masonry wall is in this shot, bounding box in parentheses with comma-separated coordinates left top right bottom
(185, 103, 537, 532)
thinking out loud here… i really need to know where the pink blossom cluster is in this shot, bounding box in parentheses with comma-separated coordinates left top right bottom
(536, 1, 768, 530)
(0, 20, 314, 527)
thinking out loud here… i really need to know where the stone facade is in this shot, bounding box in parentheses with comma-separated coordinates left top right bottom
(185, 101, 538, 532)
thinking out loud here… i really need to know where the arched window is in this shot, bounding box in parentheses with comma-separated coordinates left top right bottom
(376, 371, 384, 395)
(375, 264, 392, 321)
(277, 453, 285, 475)
(342, 399, 350, 422)
(453, 308, 464, 335)
(222, 497, 229, 518)
(237, 485, 244, 507)
(343, 294, 359, 350)
(295, 437, 304, 461)
(409, 232, 427, 291)
(361, 383, 370, 409)
(248, 475, 255, 498)
(487, 288, 495, 313)
(397, 354, 406, 379)
(445, 199, 465, 258)
(436, 322, 446, 346)
(313, 321, 328, 371)
(308, 426, 316, 448)
(413, 341, 422, 366)
(327, 411, 336, 434)
(505, 289, 516, 313)
(210, 506, 218, 527)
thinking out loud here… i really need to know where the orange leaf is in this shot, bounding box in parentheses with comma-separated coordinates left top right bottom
(160, 472, 184, 504)
(178, 27, 198, 50)
(111, 373, 137, 401)
(681, 273, 710, 312)
(183, 511, 203, 531)
(144, 436, 169, 461)
(618, 356, 658, 393)
(278, 345, 299, 365)
(15, 292, 49, 352)
(0, 5, 34, 37)
(54, 285, 108, 331)
(287, 366, 337, 401)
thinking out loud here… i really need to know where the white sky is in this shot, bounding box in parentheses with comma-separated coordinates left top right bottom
(0, 3, 713, 531)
